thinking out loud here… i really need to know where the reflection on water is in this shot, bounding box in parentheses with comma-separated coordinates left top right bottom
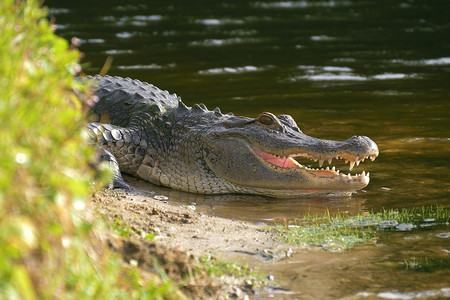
(46, 0, 450, 298)
(125, 175, 368, 223)
(266, 229, 450, 299)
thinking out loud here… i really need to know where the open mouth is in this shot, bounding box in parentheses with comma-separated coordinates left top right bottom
(254, 148, 377, 181)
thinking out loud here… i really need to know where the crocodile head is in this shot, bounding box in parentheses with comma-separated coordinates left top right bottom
(202, 111, 378, 197)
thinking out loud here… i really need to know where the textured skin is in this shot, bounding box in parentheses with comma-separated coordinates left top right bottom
(87, 75, 238, 194)
(86, 75, 379, 197)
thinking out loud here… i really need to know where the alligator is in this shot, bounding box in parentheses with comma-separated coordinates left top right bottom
(86, 75, 379, 198)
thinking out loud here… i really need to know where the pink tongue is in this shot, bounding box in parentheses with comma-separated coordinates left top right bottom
(261, 155, 298, 168)
(262, 156, 283, 167)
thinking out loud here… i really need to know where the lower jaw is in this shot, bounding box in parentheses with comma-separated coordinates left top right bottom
(244, 187, 356, 198)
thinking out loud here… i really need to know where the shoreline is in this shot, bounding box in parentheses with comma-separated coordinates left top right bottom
(89, 187, 295, 298)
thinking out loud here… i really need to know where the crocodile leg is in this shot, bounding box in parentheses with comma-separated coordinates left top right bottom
(96, 148, 131, 190)
(87, 122, 165, 189)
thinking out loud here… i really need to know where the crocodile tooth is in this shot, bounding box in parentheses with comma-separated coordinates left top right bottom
(349, 161, 355, 171)
(328, 158, 332, 165)
(331, 167, 335, 172)
(356, 160, 360, 166)
(319, 159, 324, 167)
(345, 160, 348, 164)
(325, 167, 330, 171)
(361, 171, 366, 177)
(288, 157, 300, 166)
(370, 155, 376, 161)
(336, 170, 340, 174)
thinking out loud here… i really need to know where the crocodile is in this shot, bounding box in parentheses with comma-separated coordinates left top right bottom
(86, 75, 379, 198)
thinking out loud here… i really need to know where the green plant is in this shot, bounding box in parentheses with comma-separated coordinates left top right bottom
(0, 1, 180, 298)
(402, 256, 450, 273)
(273, 206, 449, 251)
(198, 254, 267, 288)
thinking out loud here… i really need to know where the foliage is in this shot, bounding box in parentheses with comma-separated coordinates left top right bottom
(112, 217, 156, 241)
(198, 254, 267, 290)
(401, 256, 450, 273)
(273, 206, 449, 251)
(0, 1, 181, 298)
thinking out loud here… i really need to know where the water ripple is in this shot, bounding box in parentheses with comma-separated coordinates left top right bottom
(104, 49, 133, 55)
(310, 35, 336, 41)
(357, 288, 450, 299)
(117, 64, 163, 70)
(189, 37, 260, 47)
(101, 15, 163, 27)
(254, 1, 351, 8)
(292, 65, 418, 81)
(391, 57, 450, 66)
(199, 66, 260, 75)
(373, 73, 411, 80)
(83, 39, 105, 44)
(116, 32, 137, 39)
(436, 232, 450, 239)
(195, 18, 244, 26)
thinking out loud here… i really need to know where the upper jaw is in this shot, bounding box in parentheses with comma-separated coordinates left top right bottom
(252, 135, 379, 187)
(254, 148, 373, 182)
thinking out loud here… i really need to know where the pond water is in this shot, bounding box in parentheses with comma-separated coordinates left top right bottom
(46, 0, 450, 298)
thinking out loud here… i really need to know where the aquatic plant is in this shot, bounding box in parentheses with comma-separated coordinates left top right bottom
(402, 256, 450, 273)
(273, 206, 449, 251)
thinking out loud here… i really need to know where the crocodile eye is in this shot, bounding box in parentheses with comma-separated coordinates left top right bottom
(259, 114, 275, 125)
(256, 112, 283, 131)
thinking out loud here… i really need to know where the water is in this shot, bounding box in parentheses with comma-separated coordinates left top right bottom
(46, 0, 450, 298)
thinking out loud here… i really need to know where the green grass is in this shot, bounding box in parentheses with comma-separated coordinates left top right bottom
(273, 206, 450, 251)
(402, 256, 450, 273)
(0, 1, 182, 298)
(375, 206, 450, 224)
(112, 217, 156, 241)
(198, 254, 267, 289)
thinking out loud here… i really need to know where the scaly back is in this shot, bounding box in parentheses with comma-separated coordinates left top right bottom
(88, 75, 180, 128)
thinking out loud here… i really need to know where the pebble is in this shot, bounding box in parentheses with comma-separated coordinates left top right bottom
(153, 195, 168, 201)
(378, 220, 398, 229)
(395, 223, 415, 231)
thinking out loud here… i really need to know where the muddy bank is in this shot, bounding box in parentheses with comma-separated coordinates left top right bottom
(88, 187, 295, 298)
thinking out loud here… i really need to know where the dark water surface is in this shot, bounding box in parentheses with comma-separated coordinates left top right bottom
(47, 0, 450, 298)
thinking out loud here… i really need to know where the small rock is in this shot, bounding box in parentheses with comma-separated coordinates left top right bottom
(395, 223, 415, 231)
(153, 195, 168, 201)
(378, 220, 398, 229)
